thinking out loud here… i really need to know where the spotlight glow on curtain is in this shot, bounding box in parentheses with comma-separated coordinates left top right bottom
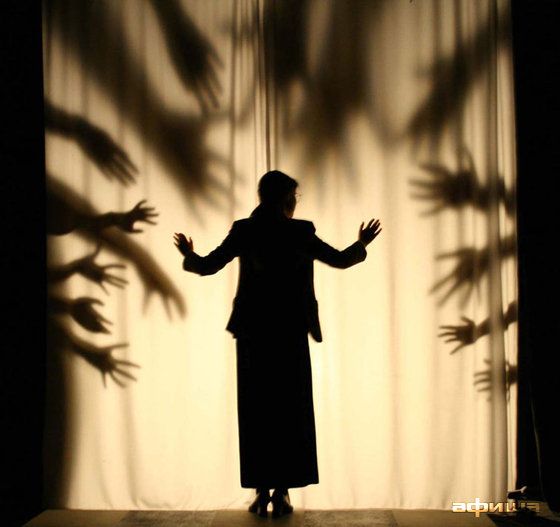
(43, 0, 517, 510)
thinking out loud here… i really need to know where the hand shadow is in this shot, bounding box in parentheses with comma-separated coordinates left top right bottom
(232, 0, 310, 128)
(48, 316, 140, 388)
(46, 0, 236, 219)
(49, 294, 112, 334)
(473, 358, 518, 402)
(48, 243, 128, 295)
(149, 0, 223, 113)
(430, 235, 516, 307)
(70, 297, 112, 334)
(47, 176, 186, 319)
(288, 1, 388, 186)
(410, 147, 480, 216)
(44, 99, 138, 186)
(147, 109, 237, 219)
(404, 10, 510, 154)
(410, 147, 515, 217)
(439, 300, 518, 354)
(430, 247, 489, 307)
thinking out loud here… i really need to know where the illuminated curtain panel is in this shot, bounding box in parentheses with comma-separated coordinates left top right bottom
(43, 0, 517, 511)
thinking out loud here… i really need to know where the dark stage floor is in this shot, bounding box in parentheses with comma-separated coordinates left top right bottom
(23, 503, 560, 527)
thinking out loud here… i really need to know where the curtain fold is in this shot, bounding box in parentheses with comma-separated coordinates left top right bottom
(43, 0, 517, 510)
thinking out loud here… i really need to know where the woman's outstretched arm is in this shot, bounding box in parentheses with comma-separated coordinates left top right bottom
(305, 218, 381, 268)
(174, 222, 241, 276)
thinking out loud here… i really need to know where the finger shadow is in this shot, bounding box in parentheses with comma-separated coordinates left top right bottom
(403, 3, 511, 155)
(473, 359, 518, 403)
(408, 147, 515, 218)
(149, 0, 223, 113)
(47, 175, 186, 318)
(284, 0, 390, 200)
(44, 99, 138, 186)
(45, 0, 236, 222)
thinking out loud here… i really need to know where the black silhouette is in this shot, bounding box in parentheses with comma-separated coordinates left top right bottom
(174, 171, 381, 517)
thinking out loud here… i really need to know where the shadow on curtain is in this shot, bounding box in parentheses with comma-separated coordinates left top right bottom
(43, 0, 517, 510)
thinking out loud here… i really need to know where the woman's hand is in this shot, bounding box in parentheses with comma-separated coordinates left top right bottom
(358, 218, 382, 246)
(174, 232, 194, 256)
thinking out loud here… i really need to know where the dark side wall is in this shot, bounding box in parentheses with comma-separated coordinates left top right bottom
(512, 0, 560, 512)
(1, 2, 46, 527)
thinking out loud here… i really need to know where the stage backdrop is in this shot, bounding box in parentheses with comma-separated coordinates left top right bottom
(43, 0, 518, 511)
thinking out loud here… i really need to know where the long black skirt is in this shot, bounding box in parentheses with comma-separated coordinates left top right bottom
(235, 331, 319, 489)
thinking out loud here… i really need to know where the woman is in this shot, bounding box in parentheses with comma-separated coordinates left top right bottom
(174, 171, 381, 517)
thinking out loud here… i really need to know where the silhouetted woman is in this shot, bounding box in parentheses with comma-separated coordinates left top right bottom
(174, 171, 381, 517)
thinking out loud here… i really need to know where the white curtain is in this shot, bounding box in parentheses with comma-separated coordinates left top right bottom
(43, 0, 518, 511)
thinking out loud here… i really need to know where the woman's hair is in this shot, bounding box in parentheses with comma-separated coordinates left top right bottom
(257, 170, 298, 207)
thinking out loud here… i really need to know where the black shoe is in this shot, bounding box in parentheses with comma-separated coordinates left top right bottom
(248, 490, 270, 517)
(271, 490, 294, 518)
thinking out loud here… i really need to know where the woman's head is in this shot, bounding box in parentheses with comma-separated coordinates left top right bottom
(258, 170, 298, 217)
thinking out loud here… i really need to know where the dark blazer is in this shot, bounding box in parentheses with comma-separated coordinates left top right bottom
(182, 205, 367, 342)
